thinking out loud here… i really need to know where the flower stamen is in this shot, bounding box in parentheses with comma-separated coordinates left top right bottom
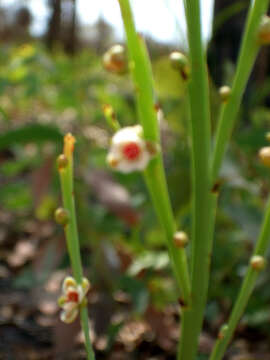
(122, 142, 141, 161)
(107, 125, 158, 173)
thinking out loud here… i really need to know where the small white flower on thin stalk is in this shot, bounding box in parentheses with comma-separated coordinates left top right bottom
(107, 125, 157, 173)
(58, 276, 90, 324)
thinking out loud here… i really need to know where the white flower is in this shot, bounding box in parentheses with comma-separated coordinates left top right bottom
(107, 125, 157, 173)
(58, 276, 90, 324)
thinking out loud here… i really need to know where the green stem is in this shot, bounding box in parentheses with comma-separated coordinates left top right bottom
(117, 0, 191, 304)
(117, 0, 158, 143)
(210, 198, 270, 360)
(80, 307, 96, 360)
(60, 168, 83, 282)
(144, 160, 191, 304)
(59, 144, 95, 360)
(178, 0, 216, 358)
(212, 0, 269, 184)
(178, 194, 217, 360)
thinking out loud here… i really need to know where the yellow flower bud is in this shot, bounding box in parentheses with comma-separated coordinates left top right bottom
(250, 255, 266, 271)
(81, 277, 90, 292)
(103, 104, 114, 119)
(63, 276, 77, 289)
(219, 86, 231, 103)
(173, 231, 189, 248)
(57, 154, 68, 171)
(259, 146, 270, 167)
(58, 296, 66, 306)
(64, 133, 76, 159)
(102, 104, 120, 131)
(258, 15, 270, 45)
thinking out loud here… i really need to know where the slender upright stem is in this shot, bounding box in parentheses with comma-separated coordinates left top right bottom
(58, 135, 95, 360)
(144, 161, 191, 303)
(178, 0, 216, 359)
(117, 0, 158, 142)
(117, 0, 191, 305)
(210, 198, 270, 360)
(212, 0, 269, 184)
(60, 167, 82, 282)
(209, 1, 269, 358)
(80, 307, 95, 360)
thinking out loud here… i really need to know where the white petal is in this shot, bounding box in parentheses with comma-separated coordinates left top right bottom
(62, 276, 77, 293)
(112, 126, 142, 145)
(63, 301, 78, 312)
(60, 307, 79, 324)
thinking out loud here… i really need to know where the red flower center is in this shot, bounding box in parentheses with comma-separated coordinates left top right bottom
(67, 290, 79, 303)
(122, 142, 141, 161)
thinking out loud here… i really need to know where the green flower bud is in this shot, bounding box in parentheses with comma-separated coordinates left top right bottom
(218, 324, 229, 340)
(55, 207, 70, 226)
(169, 51, 190, 80)
(58, 296, 66, 306)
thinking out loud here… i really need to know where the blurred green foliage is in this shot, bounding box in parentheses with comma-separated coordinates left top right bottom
(1, 41, 270, 342)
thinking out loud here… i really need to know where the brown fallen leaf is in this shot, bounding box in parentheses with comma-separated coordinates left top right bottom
(145, 306, 178, 352)
(117, 319, 150, 351)
(31, 156, 54, 208)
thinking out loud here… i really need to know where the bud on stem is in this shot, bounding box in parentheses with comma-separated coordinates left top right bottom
(64, 133, 76, 159)
(57, 154, 68, 171)
(258, 15, 270, 45)
(250, 255, 266, 271)
(219, 86, 231, 103)
(55, 207, 70, 226)
(103, 44, 127, 74)
(266, 132, 270, 142)
(218, 324, 229, 340)
(169, 51, 190, 81)
(173, 231, 189, 248)
(103, 104, 120, 131)
(259, 146, 270, 167)
(145, 141, 159, 156)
